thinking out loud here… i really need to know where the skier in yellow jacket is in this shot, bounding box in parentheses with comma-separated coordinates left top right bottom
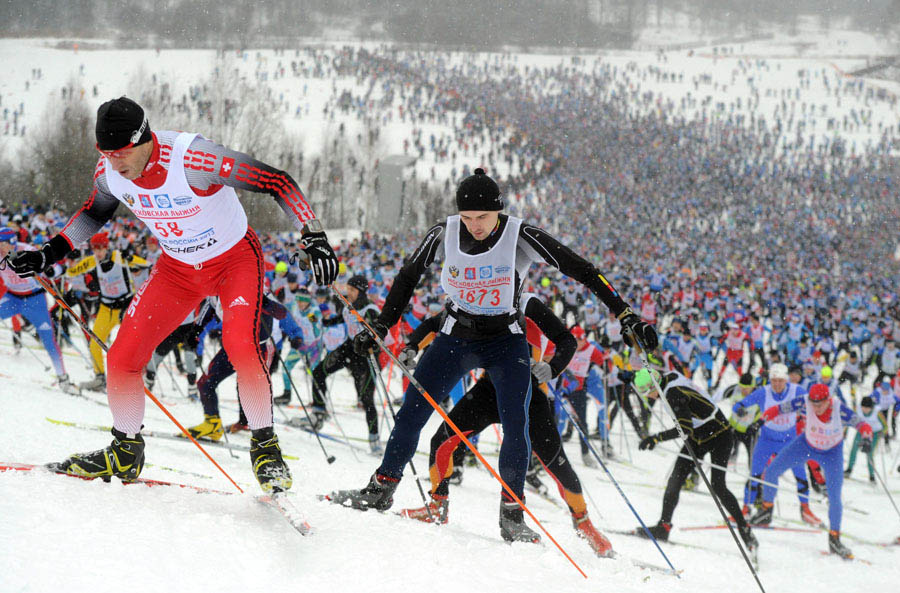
(66, 232, 150, 390)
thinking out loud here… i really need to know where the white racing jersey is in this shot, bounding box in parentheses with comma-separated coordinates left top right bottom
(104, 132, 248, 266)
(804, 396, 844, 451)
(440, 214, 521, 317)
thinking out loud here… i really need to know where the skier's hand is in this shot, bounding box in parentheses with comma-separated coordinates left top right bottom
(618, 369, 635, 383)
(290, 338, 303, 350)
(298, 225, 338, 286)
(9, 244, 51, 278)
(397, 346, 418, 370)
(619, 308, 658, 350)
(352, 320, 388, 356)
(530, 360, 553, 384)
(748, 418, 764, 434)
(861, 437, 872, 454)
(639, 434, 660, 451)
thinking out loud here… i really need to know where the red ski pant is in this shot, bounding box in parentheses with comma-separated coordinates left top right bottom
(107, 230, 272, 434)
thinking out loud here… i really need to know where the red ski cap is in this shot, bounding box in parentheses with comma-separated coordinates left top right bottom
(808, 383, 830, 402)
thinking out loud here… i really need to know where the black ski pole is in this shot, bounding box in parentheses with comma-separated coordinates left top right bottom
(631, 337, 767, 593)
(274, 349, 335, 464)
(367, 351, 435, 521)
(549, 384, 679, 576)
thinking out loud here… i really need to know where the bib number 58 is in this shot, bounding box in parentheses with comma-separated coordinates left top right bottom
(154, 221, 184, 238)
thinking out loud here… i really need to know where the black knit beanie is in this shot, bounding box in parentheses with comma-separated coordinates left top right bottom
(95, 97, 151, 150)
(455, 168, 503, 211)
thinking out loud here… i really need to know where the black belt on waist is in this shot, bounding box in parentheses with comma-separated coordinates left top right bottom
(446, 306, 518, 333)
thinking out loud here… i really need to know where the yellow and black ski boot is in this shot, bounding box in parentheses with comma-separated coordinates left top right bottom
(250, 427, 292, 493)
(50, 428, 145, 482)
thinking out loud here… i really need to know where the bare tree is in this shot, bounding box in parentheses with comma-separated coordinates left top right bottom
(24, 84, 97, 212)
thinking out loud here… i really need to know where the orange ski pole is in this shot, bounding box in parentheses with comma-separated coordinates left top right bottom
(36, 277, 244, 494)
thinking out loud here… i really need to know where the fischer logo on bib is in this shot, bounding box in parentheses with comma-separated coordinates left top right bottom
(104, 132, 248, 265)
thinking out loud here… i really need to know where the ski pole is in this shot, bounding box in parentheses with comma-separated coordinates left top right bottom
(35, 276, 244, 494)
(367, 352, 434, 521)
(550, 384, 679, 576)
(16, 325, 52, 371)
(632, 340, 766, 593)
(332, 288, 587, 579)
(274, 349, 336, 464)
(872, 465, 900, 525)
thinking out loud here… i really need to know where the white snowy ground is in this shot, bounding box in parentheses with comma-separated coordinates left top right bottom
(1, 322, 899, 593)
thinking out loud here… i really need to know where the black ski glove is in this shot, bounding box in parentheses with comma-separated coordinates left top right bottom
(9, 244, 52, 278)
(352, 320, 388, 356)
(639, 434, 660, 451)
(861, 438, 872, 454)
(297, 225, 338, 286)
(618, 307, 658, 350)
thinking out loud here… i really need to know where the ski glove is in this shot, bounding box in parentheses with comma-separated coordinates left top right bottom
(298, 228, 338, 286)
(618, 308, 658, 350)
(9, 244, 52, 278)
(639, 434, 660, 451)
(530, 360, 553, 384)
(397, 346, 418, 370)
(760, 406, 780, 422)
(352, 320, 388, 356)
(861, 437, 872, 454)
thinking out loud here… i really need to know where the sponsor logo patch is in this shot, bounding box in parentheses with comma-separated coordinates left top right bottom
(229, 295, 250, 308)
(154, 194, 171, 208)
(139, 194, 153, 208)
(464, 268, 476, 280)
(122, 193, 135, 207)
(173, 195, 193, 206)
(449, 265, 459, 278)
(479, 266, 493, 278)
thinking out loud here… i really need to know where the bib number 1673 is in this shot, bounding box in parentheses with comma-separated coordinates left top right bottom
(459, 288, 500, 306)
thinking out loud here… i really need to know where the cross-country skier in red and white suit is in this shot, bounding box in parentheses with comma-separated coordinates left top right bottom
(10, 97, 339, 492)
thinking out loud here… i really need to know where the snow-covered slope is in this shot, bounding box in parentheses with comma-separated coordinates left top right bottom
(1, 323, 898, 593)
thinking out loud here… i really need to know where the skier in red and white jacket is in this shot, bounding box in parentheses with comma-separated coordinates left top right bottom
(10, 97, 338, 493)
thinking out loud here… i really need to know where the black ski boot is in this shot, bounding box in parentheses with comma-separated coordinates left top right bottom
(636, 520, 671, 542)
(290, 406, 328, 431)
(739, 523, 759, 554)
(499, 500, 541, 544)
(828, 530, 853, 559)
(750, 502, 774, 526)
(50, 428, 145, 481)
(326, 473, 399, 511)
(249, 427, 292, 493)
(273, 389, 291, 406)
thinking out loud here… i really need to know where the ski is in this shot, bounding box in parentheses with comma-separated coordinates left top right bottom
(3, 462, 313, 536)
(259, 492, 313, 536)
(0, 461, 234, 494)
(45, 417, 300, 460)
(818, 550, 872, 565)
(681, 523, 820, 534)
(606, 528, 719, 552)
(610, 552, 683, 576)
